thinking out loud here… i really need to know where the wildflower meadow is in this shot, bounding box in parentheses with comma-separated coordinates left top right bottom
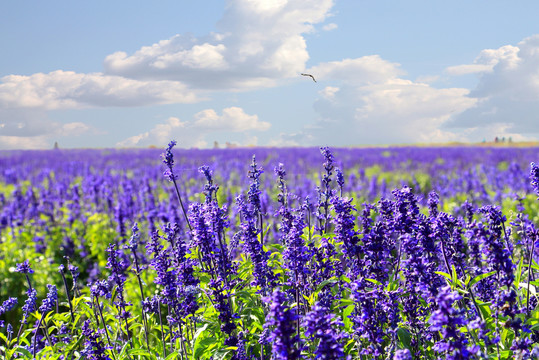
(2, 143, 539, 359)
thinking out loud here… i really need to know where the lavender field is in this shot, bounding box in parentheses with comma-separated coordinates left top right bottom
(2, 144, 539, 359)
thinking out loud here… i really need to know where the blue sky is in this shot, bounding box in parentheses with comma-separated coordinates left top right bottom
(2, 0, 539, 149)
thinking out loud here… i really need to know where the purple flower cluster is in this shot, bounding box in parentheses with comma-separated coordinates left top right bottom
(303, 302, 347, 360)
(429, 286, 478, 359)
(264, 289, 301, 360)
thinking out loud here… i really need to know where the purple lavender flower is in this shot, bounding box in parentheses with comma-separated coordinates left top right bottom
(1, 297, 18, 313)
(247, 155, 264, 216)
(304, 302, 347, 360)
(21, 288, 37, 323)
(68, 262, 80, 288)
(393, 349, 412, 360)
(427, 190, 439, 217)
(81, 320, 111, 360)
(15, 260, 34, 274)
(429, 286, 477, 359)
(530, 162, 539, 197)
(336, 167, 345, 195)
(106, 244, 131, 321)
(90, 279, 112, 299)
(350, 280, 400, 357)
(237, 195, 276, 291)
(282, 210, 310, 279)
(264, 289, 301, 360)
(316, 147, 336, 234)
(331, 196, 361, 266)
(199, 165, 219, 202)
(275, 163, 288, 207)
(162, 140, 178, 182)
(38, 284, 57, 314)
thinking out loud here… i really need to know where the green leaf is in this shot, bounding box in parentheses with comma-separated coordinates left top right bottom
(166, 351, 180, 360)
(397, 328, 412, 349)
(315, 278, 338, 292)
(14, 347, 33, 358)
(194, 337, 218, 359)
(469, 271, 496, 288)
(365, 278, 382, 286)
(435, 271, 451, 281)
(515, 257, 524, 286)
(128, 348, 153, 356)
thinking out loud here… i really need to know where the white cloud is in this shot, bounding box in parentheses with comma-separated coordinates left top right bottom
(322, 23, 337, 31)
(280, 56, 478, 145)
(0, 106, 97, 149)
(0, 71, 198, 110)
(0, 135, 50, 150)
(308, 56, 405, 84)
(194, 106, 270, 131)
(117, 107, 269, 148)
(59, 122, 93, 136)
(445, 45, 519, 75)
(445, 35, 539, 139)
(104, 0, 335, 90)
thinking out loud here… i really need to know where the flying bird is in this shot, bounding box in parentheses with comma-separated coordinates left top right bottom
(301, 73, 316, 82)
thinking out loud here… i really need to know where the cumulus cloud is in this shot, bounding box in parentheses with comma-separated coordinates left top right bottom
(445, 45, 519, 76)
(117, 107, 269, 148)
(0, 71, 198, 110)
(322, 23, 337, 31)
(0, 135, 50, 150)
(445, 35, 539, 139)
(291, 56, 476, 145)
(309, 56, 405, 84)
(194, 106, 270, 131)
(0, 106, 98, 149)
(104, 0, 335, 90)
(1, 0, 336, 149)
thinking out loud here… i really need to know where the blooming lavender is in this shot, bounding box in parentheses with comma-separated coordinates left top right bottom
(81, 320, 111, 360)
(530, 162, 539, 197)
(162, 140, 192, 231)
(393, 349, 412, 360)
(429, 286, 478, 359)
(237, 194, 276, 292)
(316, 147, 336, 234)
(162, 140, 178, 182)
(264, 289, 301, 360)
(331, 196, 361, 269)
(199, 165, 219, 203)
(303, 302, 347, 360)
(38, 284, 57, 314)
(21, 288, 37, 324)
(15, 259, 34, 289)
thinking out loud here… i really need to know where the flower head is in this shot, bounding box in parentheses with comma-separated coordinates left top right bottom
(15, 260, 34, 274)
(39, 284, 57, 314)
(162, 140, 178, 182)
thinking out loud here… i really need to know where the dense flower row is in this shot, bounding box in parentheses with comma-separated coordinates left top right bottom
(0, 145, 539, 359)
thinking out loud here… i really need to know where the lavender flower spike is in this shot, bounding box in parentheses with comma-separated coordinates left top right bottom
(530, 162, 539, 198)
(39, 284, 57, 314)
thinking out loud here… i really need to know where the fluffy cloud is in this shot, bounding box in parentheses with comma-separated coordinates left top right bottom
(0, 106, 98, 149)
(104, 0, 335, 90)
(445, 35, 539, 139)
(194, 106, 270, 131)
(292, 56, 476, 145)
(1, 0, 335, 149)
(0, 71, 198, 110)
(117, 107, 269, 148)
(445, 45, 519, 76)
(0, 135, 50, 150)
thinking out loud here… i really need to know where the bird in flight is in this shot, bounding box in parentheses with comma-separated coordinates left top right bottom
(301, 73, 316, 82)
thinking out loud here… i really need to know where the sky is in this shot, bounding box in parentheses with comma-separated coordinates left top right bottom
(2, 0, 539, 149)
